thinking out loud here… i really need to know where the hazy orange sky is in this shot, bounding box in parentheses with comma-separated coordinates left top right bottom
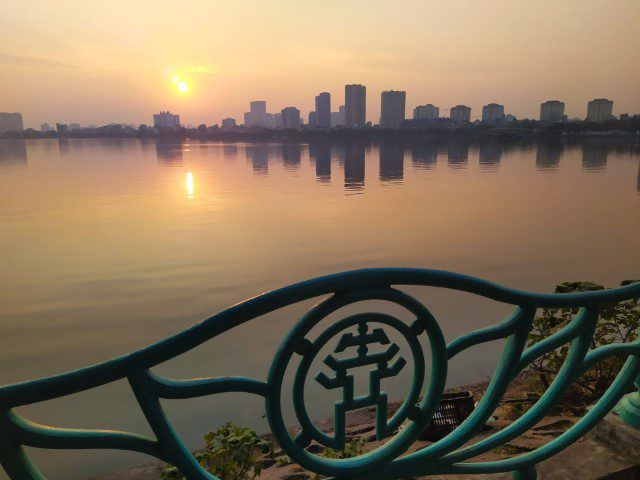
(1, 0, 639, 128)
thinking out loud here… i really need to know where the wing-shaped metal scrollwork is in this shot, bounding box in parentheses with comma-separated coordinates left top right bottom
(0, 268, 638, 480)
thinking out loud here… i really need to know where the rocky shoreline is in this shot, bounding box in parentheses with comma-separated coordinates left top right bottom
(89, 372, 589, 480)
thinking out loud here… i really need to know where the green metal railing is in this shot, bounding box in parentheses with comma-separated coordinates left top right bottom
(0, 268, 638, 480)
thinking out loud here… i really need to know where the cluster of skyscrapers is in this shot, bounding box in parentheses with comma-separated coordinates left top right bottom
(211, 86, 619, 131)
(0, 92, 622, 135)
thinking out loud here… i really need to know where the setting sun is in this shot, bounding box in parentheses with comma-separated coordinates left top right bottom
(177, 81, 189, 93)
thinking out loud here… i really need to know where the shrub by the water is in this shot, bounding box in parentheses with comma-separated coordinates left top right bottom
(159, 423, 274, 480)
(527, 280, 639, 407)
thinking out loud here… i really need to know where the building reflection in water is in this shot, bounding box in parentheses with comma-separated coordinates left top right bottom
(156, 140, 183, 163)
(379, 141, 404, 182)
(478, 142, 502, 172)
(245, 145, 269, 175)
(282, 143, 302, 169)
(0, 139, 27, 166)
(410, 142, 438, 171)
(57, 138, 71, 156)
(309, 142, 331, 182)
(536, 141, 563, 171)
(582, 142, 609, 172)
(343, 142, 366, 191)
(223, 144, 238, 160)
(637, 161, 640, 194)
(447, 142, 469, 170)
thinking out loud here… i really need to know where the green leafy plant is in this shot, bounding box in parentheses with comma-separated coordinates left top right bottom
(159, 423, 274, 480)
(527, 280, 639, 405)
(322, 437, 366, 459)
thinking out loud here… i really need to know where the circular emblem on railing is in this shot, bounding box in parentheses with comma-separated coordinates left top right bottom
(266, 287, 447, 478)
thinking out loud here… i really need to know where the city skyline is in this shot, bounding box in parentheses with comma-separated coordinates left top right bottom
(1, 1, 639, 127)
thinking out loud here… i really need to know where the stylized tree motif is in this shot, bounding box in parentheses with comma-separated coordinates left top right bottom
(315, 321, 407, 446)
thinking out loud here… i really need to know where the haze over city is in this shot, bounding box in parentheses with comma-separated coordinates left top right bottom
(1, 0, 639, 128)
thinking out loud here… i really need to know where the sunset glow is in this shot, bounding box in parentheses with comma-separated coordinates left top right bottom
(1, 1, 639, 127)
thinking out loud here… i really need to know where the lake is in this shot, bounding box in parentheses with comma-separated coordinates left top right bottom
(0, 137, 639, 478)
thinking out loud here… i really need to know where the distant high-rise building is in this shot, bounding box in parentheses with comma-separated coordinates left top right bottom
(482, 103, 505, 124)
(413, 104, 439, 120)
(281, 107, 301, 129)
(345, 84, 366, 127)
(308, 111, 317, 127)
(221, 118, 237, 129)
(0, 112, 24, 133)
(380, 90, 406, 128)
(40, 123, 53, 132)
(450, 105, 471, 123)
(540, 100, 565, 122)
(264, 112, 276, 128)
(56, 123, 68, 135)
(274, 113, 283, 128)
(153, 111, 180, 129)
(243, 112, 252, 126)
(331, 105, 346, 127)
(249, 101, 267, 127)
(315, 92, 331, 128)
(586, 99, 614, 122)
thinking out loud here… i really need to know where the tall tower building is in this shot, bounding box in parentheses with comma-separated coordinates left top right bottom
(345, 84, 366, 127)
(586, 99, 614, 122)
(540, 101, 565, 122)
(250, 101, 267, 126)
(315, 92, 331, 128)
(380, 90, 406, 128)
(481, 103, 505, 124)
(450, 105, 471, 123)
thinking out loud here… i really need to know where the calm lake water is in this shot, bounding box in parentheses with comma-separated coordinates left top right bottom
(0, 137, 639, 478)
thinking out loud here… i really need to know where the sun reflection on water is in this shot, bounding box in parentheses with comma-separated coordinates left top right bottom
(185, 171, 194, 199)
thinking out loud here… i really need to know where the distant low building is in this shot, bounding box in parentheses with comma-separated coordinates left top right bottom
(482, 103, 505, 124)
(380, 90, 406, 128)
(0, 112, 24, 133)
(540, 100, 565, 122)
(586, 98, 614, 122)
(281, 107, 301, 129)
(331, 105, 345, 127)
(413, 104, 439, 120)
(69, 123, 81, 131)
(56, 123, 68, 134)
(221, 118, 237, 129)
(40, 123, 53, 132)
(450, 105, 471, 123)
(153, 111, 181, 129)
(308, 111, 317, 127)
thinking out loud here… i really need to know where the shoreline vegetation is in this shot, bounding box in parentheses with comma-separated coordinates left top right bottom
(4, 118, 640, 142)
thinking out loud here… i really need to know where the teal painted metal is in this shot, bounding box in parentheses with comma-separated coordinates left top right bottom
(0, 268, 638, 480)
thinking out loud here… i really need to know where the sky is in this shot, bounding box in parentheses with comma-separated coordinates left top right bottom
(1, 0, 639, 128)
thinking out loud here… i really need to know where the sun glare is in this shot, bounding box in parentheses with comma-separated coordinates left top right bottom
(177, 81, 189, 93)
